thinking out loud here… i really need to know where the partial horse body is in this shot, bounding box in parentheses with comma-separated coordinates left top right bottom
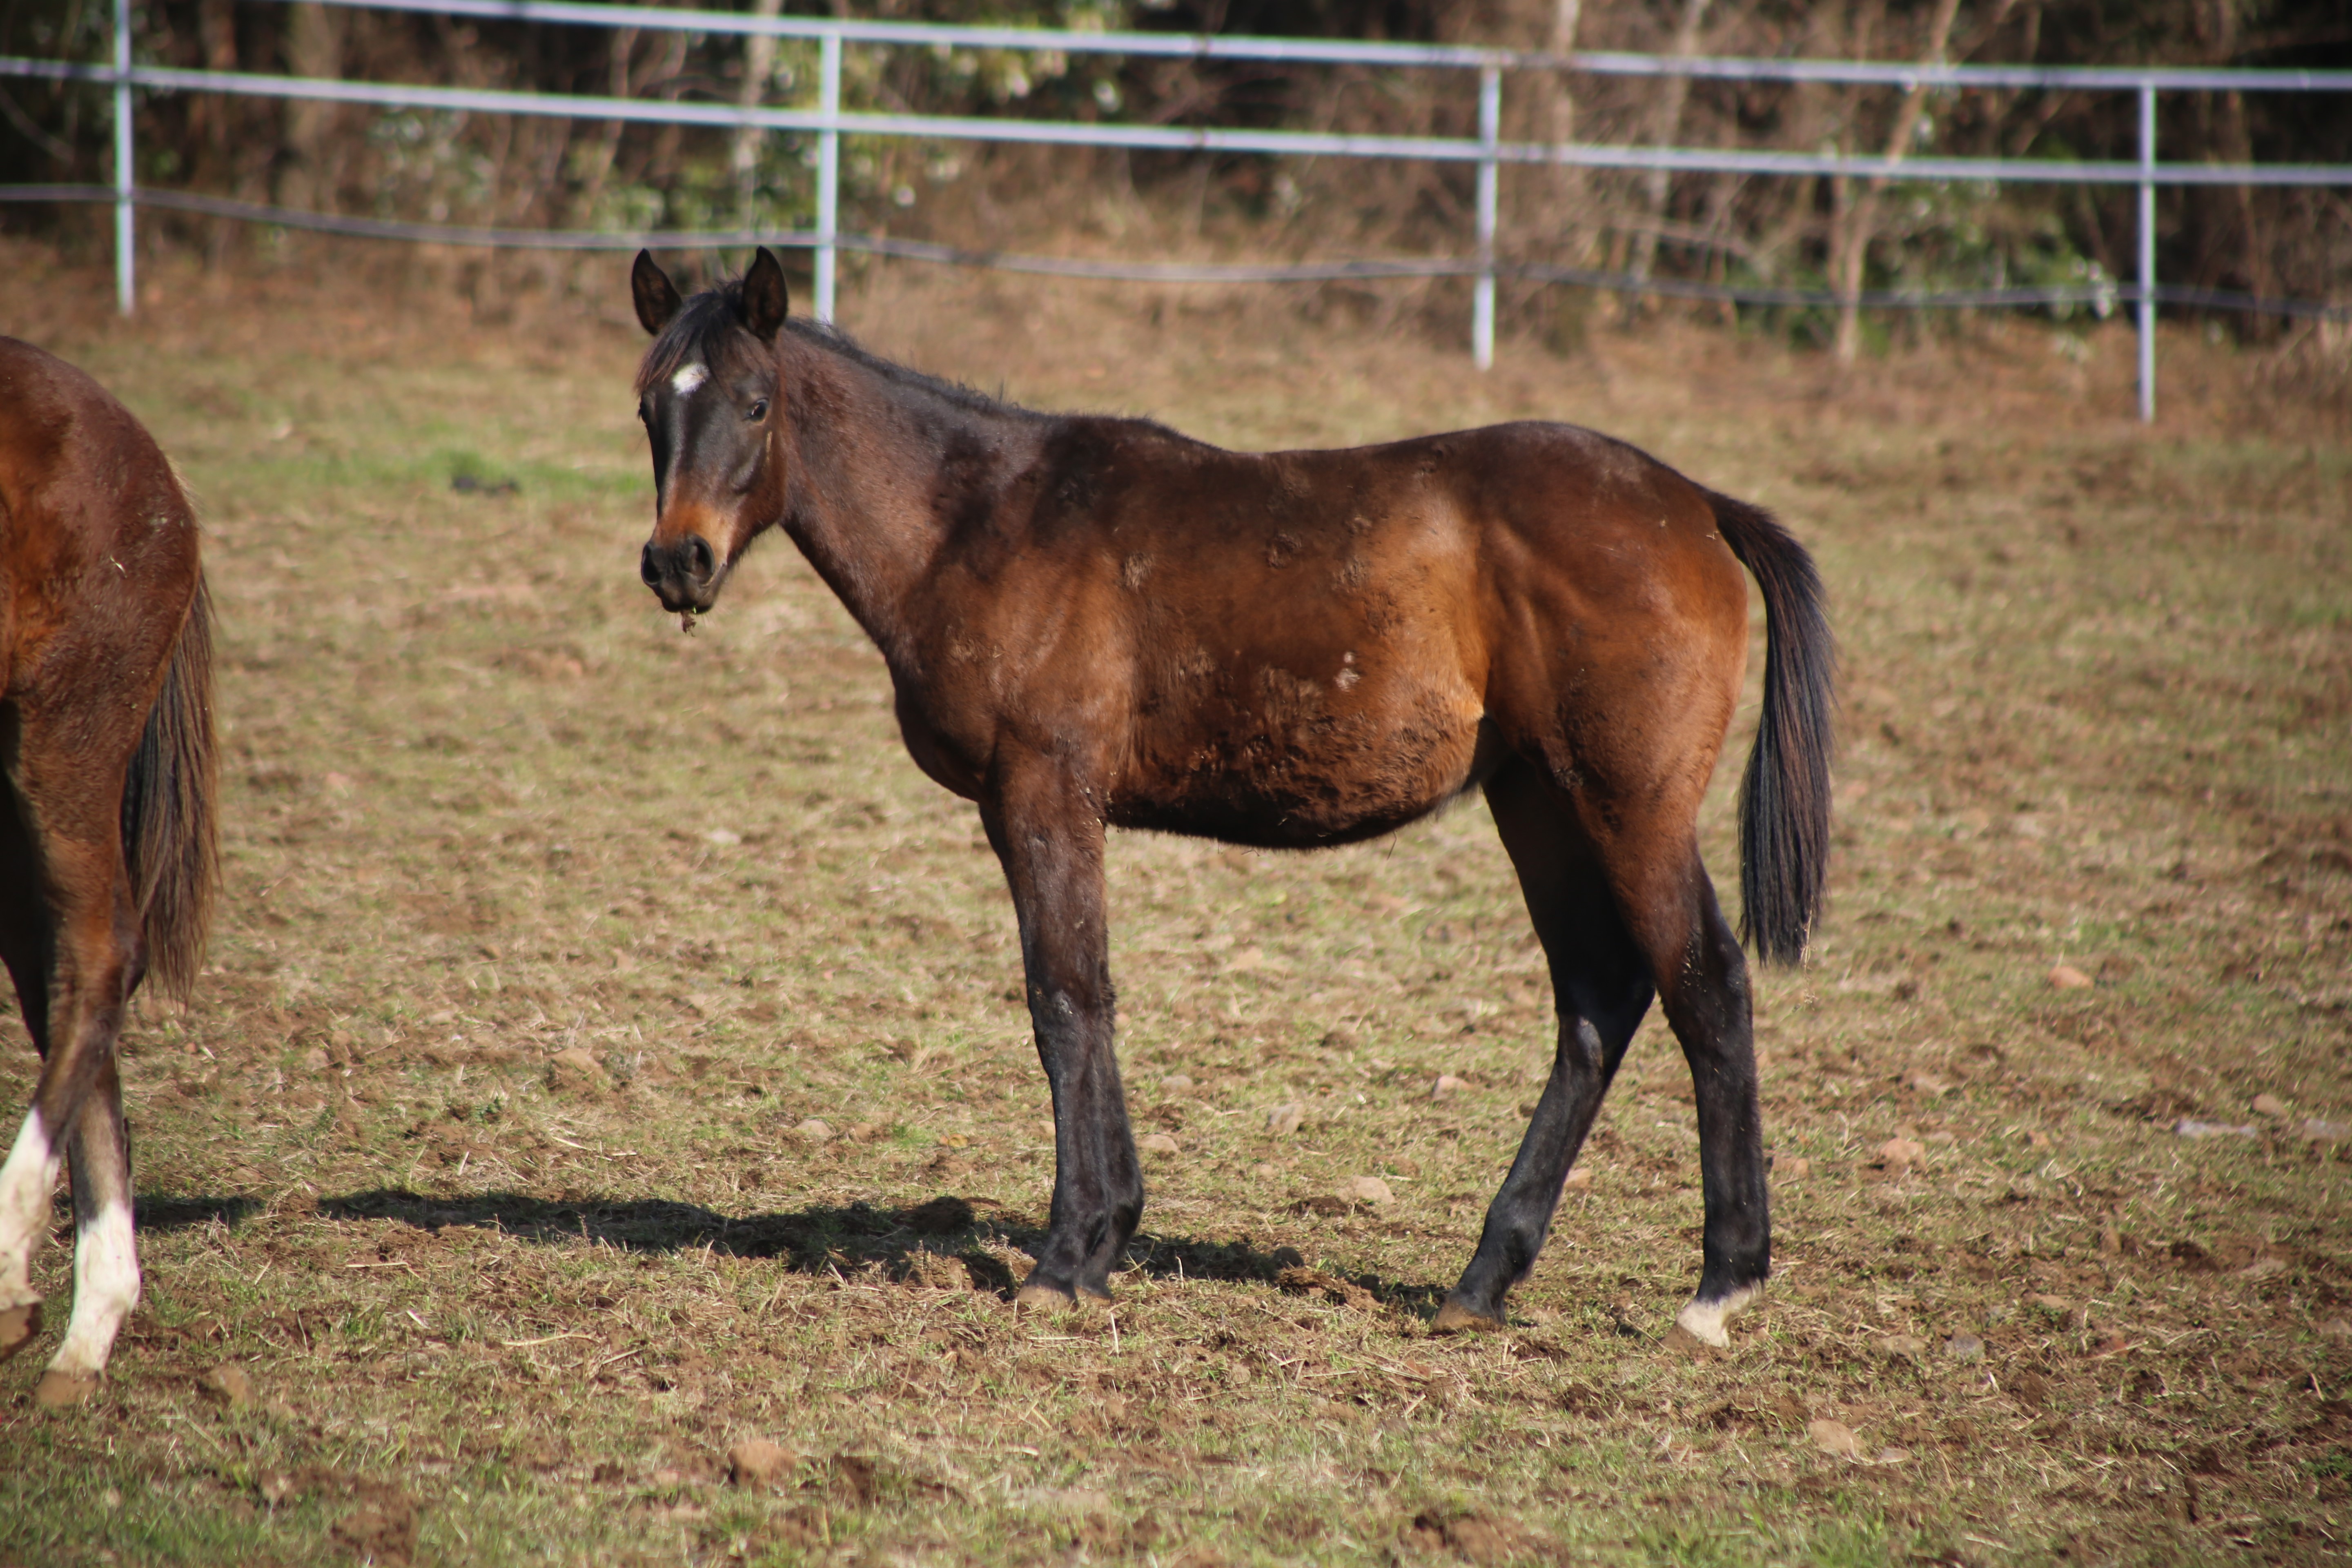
(0, 337, 217, 1404)
(628, 251, 1831, 1342)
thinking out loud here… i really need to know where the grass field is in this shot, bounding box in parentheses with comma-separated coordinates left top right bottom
(2, 240, 2349, 1566)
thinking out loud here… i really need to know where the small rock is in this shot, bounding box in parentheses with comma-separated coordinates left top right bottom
(1776, 1156, 1811, 1179)
(2301, 1118, 2349, 1144)
(1945, 1333, 1986, 1362)
(2098, 1225, 2125, 1255)
(2048, 964, 2094, 990)
(1904, 1071, 1950, 1096)
(1431, 1074, 1467, 1099)
(1343, 1176, 1393, 1205)
(301, 1047, 331, 1073)
(2028, 1293, 2071, 1316)
(1877, 1137, 1926, 1168)
(1265, 1103, 1304, 1136)
(2238, 1255, 2287, 1280)
(197, 1364, 252, 1408)
(726, 1439, 797, 1488)
(2025, 1129, 2054, 1149)
(1808, 1418, 1862, 1459)
(1873, 1447, 1912, 1466)
(1250, 1161, 1281, 1179)
(705, 828, 742, 846)
(2176, 1119, 2258, 1139)
(546, 1046, 610, 1093)
(1160, 1074, 1195, 1093)
(1877, 1334, 1929, 1359)
(1138, 1132, 1180, 1156)
(1563, 1166, 1594, 1192)
(793, 1118, 835, 1142)
(2251, 1093, 2289, 1117)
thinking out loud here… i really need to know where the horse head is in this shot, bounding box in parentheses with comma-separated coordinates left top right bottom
(629, 247, 790, 618)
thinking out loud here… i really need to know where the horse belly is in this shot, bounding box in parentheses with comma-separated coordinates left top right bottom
(1114, 675, 1483, 849)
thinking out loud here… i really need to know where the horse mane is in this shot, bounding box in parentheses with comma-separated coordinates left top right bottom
(635, 273, 1044, 425)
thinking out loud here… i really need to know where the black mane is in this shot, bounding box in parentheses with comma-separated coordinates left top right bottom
(635, 274, 1043, 424)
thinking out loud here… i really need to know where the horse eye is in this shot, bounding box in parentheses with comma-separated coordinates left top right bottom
(748, 398, 770, 422)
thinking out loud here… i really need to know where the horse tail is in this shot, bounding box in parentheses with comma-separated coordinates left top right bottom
(121, 574, 219, 1002)
(1706, 493, 1835, 966)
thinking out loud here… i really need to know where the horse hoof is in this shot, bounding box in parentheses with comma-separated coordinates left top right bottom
(0, 1301, 42, 1362)
(1013, 1279, 1078, 1312)
(33, 1370, 97, 1408)
(1430, 1298, 1503, 1335)
(1673, 1284, 1763, 1350)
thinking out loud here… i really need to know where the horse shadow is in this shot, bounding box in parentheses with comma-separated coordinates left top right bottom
(310, 1187, 1446, 1313)
(132, 1195, 260, 1232)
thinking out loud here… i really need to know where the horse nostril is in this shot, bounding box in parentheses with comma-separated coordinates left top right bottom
(686, 536, 715, 579)
(639, 541, 663, 588)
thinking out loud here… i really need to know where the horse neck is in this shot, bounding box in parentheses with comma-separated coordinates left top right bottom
(775, 331, 1034, 668)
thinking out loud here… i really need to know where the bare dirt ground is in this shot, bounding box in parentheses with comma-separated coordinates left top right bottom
(1, 237, 2348, 1566)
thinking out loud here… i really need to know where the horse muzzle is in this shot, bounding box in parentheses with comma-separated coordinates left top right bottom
(639, 532, 727, 615)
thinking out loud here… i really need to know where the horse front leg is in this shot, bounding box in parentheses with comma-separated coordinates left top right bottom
(980, 766, 1139, 1307)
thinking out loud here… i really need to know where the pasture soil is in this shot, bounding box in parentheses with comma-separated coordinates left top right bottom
(2, 240, 2349, 1566)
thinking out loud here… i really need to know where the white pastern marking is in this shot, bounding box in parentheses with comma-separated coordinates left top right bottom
(670, 363, 708, 396)
(1675, 1282, 1764, 1349)
(0, 1110, 60, 1299)
(49, 1199, 138, 1377)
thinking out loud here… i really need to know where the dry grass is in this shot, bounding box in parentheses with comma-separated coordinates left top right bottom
(1, 238, 2348, 1566)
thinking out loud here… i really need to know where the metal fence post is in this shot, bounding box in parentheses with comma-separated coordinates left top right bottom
(814, 28, 840, 324)
(114, 0, 133, 316)
(1472, 62, 1499, 370)
(2137, 81, 2156, 423)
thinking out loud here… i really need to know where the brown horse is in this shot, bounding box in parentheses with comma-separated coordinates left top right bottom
(628, 250, 1831, 1345)
(0, 337, 217, 1405)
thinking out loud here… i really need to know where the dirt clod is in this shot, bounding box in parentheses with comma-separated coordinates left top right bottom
(197, 1363, 253, 1408)
(1139, 1132, 1180, 1155)
(1264, 1103, 1303, 1135)
(1876, 1137, 1926, 1168)
(727, 1438, 798, 1488)
(2048, 964, 2094, 990)
(1275, 1266, 1375, 1310)
(546, 1047, 609, 1094)
(1343, 1175, 1393, 1205)
(1808, 1419, 1862, 1459)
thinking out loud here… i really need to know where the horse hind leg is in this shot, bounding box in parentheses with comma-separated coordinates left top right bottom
(1436, 761, 1653, 1331)
(0, 724, 144, 1375)
(1608, 827, 1770, 1348)
(34, 1060, 137, 1405)
(0, 779, 58, 1363)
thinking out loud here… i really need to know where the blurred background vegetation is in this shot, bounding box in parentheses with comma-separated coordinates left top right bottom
(2, 0, 2346, 358)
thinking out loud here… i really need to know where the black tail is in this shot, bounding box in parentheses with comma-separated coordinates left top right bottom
(1707, 494, 1834, 965)
(120, 575, 218, 1001)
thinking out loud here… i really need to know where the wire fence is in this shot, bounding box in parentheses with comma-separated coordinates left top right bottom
(6, 0, 2351, 419)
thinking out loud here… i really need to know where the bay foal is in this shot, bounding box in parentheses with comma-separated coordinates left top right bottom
(0, 338, 217, 1404)
(629, 251, 1831, 1344)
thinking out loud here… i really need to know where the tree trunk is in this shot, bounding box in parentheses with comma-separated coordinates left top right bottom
(733, 0, 786, 227)
(1832, 0, 1961, 364)
(278, 2, 343, 216)
(1624, 0, 1711, 319)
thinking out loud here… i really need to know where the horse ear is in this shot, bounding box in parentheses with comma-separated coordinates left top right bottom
(632, 250, 682, 336)
(740, 248, 790, 343)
